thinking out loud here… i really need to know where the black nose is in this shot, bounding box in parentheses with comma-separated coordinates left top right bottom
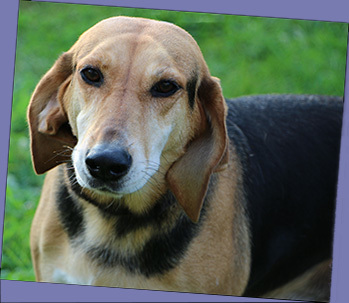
(85, 146, 132, 182)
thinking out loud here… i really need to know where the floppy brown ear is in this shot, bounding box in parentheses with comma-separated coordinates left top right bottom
(166, 76, 229, 222)
(27, 52, 77, 174)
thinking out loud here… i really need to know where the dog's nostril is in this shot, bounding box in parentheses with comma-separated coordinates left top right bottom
(85, 158, 100, 173)
(85, 147, 132, 182)
(110, 163, 128, 175)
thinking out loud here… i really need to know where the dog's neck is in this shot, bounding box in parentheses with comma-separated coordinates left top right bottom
(55, 163, 214, 276)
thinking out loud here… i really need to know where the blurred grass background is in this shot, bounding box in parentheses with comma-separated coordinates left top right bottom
(1, 0, 348, 282)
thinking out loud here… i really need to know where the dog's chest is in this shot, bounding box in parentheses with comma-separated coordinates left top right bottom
(50, 249, 147, 288)
(52, 267, 94, 286)
(49, 215, 158, 287)
(55, 183, 202, 281)
(51, 254, 175, 292)
(49, 217, 189, 291)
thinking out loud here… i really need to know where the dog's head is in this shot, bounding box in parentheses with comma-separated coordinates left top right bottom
(28, 16, 228, 222)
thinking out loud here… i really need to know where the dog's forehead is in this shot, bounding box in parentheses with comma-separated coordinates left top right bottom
(71, 17, 204, 71)
(81, 16, 193, 42)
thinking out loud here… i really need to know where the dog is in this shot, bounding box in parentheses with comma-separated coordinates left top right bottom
(28, 16, 343, 301)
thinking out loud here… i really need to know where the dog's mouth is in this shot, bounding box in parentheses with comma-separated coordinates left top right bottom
(83, 179, 127, 197)
(73, 163, 129, 196)
(66, 160, 125, 196)
(70, 155, 158, 199)
(67, 158, 162, 215)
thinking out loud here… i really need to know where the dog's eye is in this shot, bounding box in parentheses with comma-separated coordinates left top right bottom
(80, 67, 103, 87)
(151, 80, 180, 97)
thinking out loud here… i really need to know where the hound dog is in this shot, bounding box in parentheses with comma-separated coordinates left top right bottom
(28, 16, 343, 302)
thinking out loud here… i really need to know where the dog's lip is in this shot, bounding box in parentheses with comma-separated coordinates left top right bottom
(72, 163, 125, 195)
(85, 178, 125, 195)
(92, 184, 115, 193)
(84, 174, 150, 197)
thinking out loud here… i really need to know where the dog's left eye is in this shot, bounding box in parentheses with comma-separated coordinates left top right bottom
(151, 80, 180, 97)
(80, 67, 103, 87)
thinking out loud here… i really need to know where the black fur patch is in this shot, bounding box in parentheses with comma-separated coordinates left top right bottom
(187, 74, 198, 109)
(112, 192, 177, 237)
(56, 169, 85, 239)
(87, 207, 200, 276)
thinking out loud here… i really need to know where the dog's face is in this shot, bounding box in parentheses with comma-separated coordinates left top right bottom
(28, 17, 228, 221)
(68, 18, 202, 198)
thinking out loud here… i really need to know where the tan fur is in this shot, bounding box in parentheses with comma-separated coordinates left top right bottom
(30, 169, 70, 282)
(263, 259, 332, 301)
(29, 16, 329, 300)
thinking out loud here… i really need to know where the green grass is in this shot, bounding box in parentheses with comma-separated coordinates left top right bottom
(1, 0, 348, 282)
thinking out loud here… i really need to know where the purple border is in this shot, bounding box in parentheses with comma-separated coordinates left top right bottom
(1, 0, 349, 302)
(34, 0, 349, 23)
(0, 0, 17, 270)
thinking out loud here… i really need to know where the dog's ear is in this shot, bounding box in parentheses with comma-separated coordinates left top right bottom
(27, 52, 77, 174)
(166, 76, 229, 222)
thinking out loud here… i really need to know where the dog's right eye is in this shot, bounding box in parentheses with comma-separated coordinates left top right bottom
(80, 67, 104, 87)
(150, 80, 180, 98)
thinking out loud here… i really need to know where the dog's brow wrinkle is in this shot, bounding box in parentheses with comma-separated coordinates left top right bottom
(120, 30, 149, 97)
